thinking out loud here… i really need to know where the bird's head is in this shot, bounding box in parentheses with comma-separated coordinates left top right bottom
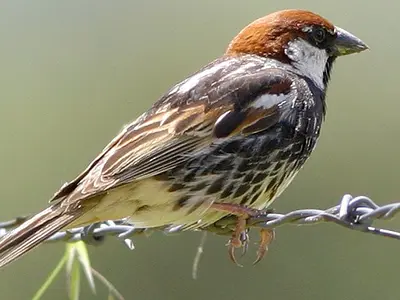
(226, 9, 368, 89)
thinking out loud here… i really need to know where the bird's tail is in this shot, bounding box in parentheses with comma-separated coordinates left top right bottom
(0, 204, 83, 268)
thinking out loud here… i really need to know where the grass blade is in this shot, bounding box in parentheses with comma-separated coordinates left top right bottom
(74, 241, 96, 293)
(66, 243, 81, 300)
(32, 252, 68, 300)
(90, 267, 125, 300)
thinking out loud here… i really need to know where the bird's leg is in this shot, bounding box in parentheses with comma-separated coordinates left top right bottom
(253, 228, 275, 265)
(210, 203, 275, 266)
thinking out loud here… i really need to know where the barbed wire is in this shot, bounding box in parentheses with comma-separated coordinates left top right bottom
(0, 194, 400, 249)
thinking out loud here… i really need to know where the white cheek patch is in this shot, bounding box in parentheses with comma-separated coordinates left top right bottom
(285, 39, 328, 90)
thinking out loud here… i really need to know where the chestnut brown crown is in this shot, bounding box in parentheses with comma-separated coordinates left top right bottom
(226, 9, 366, 61)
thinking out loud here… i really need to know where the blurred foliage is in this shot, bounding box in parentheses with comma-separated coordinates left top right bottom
(0, 1, 399, 300)
(33, 242, 123, 300)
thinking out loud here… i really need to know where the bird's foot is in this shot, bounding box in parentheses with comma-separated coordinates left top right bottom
(210, 203, 275, 266)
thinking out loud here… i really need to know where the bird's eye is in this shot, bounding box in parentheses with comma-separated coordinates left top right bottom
(312, 28, 326, 43)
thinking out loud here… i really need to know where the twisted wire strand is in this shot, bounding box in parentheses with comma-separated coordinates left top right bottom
(0, 194, 399, 249)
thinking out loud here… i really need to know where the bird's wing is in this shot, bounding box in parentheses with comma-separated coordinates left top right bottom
(51, 57, 298, 204)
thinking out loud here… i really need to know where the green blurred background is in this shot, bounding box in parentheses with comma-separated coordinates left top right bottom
(0, 1, 399, 299)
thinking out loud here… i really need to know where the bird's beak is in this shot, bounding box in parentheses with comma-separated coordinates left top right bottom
(332, 26, 369, 56)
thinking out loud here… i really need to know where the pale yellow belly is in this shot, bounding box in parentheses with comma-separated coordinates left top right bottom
(69, 163, 300, 231)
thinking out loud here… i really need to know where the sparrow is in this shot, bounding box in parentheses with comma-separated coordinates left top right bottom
(0, 9, 367, 268)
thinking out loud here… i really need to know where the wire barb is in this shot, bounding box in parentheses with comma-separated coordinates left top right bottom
(0, 195, 399, 246)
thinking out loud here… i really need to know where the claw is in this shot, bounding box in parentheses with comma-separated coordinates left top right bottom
(227, 216, 247, 267)
(210, 202, 275, 266)
(253, 228, 275, 265)
(228, 240, 243, 267)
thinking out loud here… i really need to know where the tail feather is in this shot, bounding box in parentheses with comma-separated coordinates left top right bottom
(0, 205, 82, 268)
